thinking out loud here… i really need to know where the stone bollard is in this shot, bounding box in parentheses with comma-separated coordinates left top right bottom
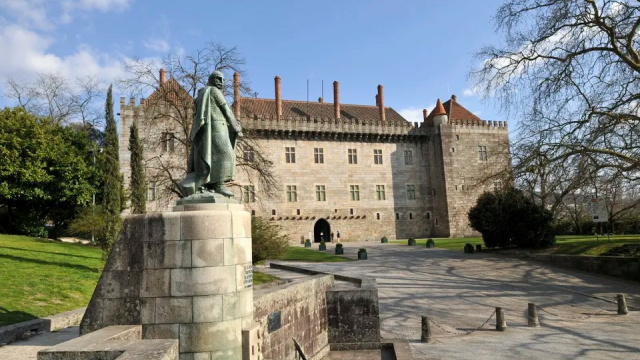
(617, 294, 629, 315)
(528, 303, 540, 327)
(495, 307, 507, 331)
(475, 244, 482, 252)
(421, 315, 432, 343)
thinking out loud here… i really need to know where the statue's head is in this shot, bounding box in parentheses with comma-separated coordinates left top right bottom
(208, 71, 224, 90)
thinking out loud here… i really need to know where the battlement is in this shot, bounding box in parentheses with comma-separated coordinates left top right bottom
(445, 118, 508, 130)
(240, 113, 425, 138)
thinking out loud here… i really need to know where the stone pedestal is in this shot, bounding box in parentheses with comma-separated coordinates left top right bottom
(80, 203, 253, 360)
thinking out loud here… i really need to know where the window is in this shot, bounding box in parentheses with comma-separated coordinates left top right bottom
(350, 185, 360, 201)
(348, 149, 358, 164)
(456, 134, 460, 141)
(271, 209, 276, 216)
(314, 148, 324, 164)
(161, 132, 175, 153)
(296, 209, 301, 215)
(395, 213, 400, 220)
(251, 210, 256, 216)
(426, 212, 431, 220)
(435, 217, 439, 226)
(285, 147, 296, 163)
(451, 147, 456, 153)
(286, 185, 297, 202)
(409, 213, 413, 220)
(147, 181, 156, 201)
(404, 150, 413, 165)
(406, 185, 416, 200)
(494, 181, 503, 191)
(374, 149, 383, 164)
(315, 185, 326, 201)
(242, 185, 255, 203)
(349, 208, 354, 215)
(376, 185, 386, 200)
(432, 188, 436, 196)
(376, 213, 381, 220)
(478, 145, 488, 161)
(243, 148, 255, 162)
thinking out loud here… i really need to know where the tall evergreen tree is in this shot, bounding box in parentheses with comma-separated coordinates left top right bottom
(100, 84, 122, 253)
(129, 121, 146, 214)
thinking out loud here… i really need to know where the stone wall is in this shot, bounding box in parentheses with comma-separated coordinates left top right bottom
(529, 254, 640, 281)
(253, 275, 334, 360)
(326, 287, 380, 350)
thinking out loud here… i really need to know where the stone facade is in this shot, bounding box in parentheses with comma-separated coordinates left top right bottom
(119, 72, 510, 241)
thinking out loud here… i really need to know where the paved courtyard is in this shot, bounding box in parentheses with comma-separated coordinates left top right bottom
(264, 242, 640, 360)
(3, 242, 639, 360)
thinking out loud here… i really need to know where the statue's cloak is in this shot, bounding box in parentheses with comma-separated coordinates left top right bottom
(178, 86, 239, 196)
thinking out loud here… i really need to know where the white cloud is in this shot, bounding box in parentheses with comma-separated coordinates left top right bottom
(398, 107, 425, 124)
(144, 38, 170, 53)
(0, 0, 51, 29)
(61, 0, 132, 19)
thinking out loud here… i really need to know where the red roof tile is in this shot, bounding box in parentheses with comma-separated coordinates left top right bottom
(237, 98, 409, 125)
(425, 97, 481, 122)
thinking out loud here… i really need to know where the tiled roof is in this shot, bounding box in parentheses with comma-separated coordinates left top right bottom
(432, 99, 446, 116)
(144, 77, 193, 106)
(237, 98, 410, 125)
(425, 97, 481, 122)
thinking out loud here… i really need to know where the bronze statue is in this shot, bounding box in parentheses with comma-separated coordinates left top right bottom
(178, 71, 242, 199)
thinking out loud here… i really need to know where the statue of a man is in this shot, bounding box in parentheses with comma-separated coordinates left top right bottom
(178, 71, 242, 198)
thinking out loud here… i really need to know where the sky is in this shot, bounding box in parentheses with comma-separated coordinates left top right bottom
(0, 0, 511, 128)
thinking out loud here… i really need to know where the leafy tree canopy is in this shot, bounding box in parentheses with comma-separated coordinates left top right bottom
(0, 107, 94, 236)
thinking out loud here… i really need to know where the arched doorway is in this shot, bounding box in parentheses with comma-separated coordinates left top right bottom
(313, 218, 331, 243)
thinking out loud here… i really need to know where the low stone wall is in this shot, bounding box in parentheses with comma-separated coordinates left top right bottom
(0, 307, 85, 345)
(38, 325, 178, 360)
(529, 254, 640, 281)
(253, 275, 334, 360)
(327, 286, 380, 350)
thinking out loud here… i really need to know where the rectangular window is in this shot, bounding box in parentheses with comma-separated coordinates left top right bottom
(395, 213, 400, 220)
(478, 145, 488, 161)
(404, 150, 413, 165)
(315, 185, 326, 201)
(286, 185, 297, 202)
(409, 213, 413, 220)
(494, 181, 503, 192)
(160, 132, 175, 153)
(374, 149, 383, 164)
(426, 212, 431, 220)
(271, 209, 276, 216)
(285, 147, 296, 163)
(376, 185, 386, 200)
(406, 185, 416, 200)
(243, 148, 255, 162)
(350, 185, 360, 201)
(314, 148, 324, 164)
(348, 149, 358, 164)
(147, 181, 156, 201)
(376, 213, 381, 220)
(242, 185, 255, 203)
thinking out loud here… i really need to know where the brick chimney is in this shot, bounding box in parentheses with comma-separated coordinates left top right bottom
(333, 81, 340, 119)
(318, 97, 323, 103)
(451, 94, 457, 102)
(275, 76, 282, 121)
(159, 68, 167, 84)
(423, 109, 428, 121)
(377, 85, 385, 124)
(233, 72, 240, 118)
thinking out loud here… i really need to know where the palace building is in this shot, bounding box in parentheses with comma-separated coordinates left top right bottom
(119, 70, 510, 243)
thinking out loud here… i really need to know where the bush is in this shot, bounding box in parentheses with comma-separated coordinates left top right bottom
(251, 217, 290, 263)
(468, 187, 556, 249)
(336, 243, 343, 249)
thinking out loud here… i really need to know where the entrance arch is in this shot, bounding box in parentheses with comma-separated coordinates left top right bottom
(313, 218, 331, 243)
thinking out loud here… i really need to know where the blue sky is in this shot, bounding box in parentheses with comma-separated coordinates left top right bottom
(0, 0, 510, 126)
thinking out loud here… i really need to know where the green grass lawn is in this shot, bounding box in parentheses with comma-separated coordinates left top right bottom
(253, 271, 280, 285)
(282, 246, 352, 262)
(391, 235, 640, 255)
(0, 234, 104, 326)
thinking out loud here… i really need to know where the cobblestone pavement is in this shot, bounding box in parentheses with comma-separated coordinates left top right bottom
(273, 241, 640, 360)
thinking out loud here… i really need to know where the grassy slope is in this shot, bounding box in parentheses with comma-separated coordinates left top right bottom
(0, 234, 103, 326)
(392, 235, 640, 255)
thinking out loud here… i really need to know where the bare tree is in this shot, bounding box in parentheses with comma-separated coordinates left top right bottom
(472, 0, 640, 179)
(118, 41, 279, 204)
(5, 73, 104, 127)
